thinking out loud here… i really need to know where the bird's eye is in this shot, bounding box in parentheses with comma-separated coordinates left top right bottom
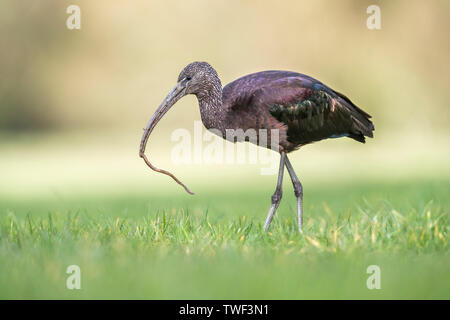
(186, 76, 192, 81)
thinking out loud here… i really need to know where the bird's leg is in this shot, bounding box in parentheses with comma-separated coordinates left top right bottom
(263, 152, 286, 232)
(285, 156, 303, 232)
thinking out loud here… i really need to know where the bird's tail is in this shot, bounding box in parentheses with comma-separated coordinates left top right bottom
(335, 91, 375, 143)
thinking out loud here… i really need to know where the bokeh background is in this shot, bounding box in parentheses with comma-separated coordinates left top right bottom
(1, 0, 449, 198)
(0, 0, 449, 300)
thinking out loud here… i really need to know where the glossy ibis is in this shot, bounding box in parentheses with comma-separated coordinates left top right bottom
(139, 62, 374, 232)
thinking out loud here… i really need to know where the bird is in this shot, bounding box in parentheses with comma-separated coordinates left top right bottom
(139, 61, 374, 232)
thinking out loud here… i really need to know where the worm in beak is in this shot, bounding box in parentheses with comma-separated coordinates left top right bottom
(139, 79, 194, 195)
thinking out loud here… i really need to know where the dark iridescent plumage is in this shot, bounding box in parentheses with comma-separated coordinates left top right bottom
(221, 70, 374, 152)
(140, 62, 375, 232)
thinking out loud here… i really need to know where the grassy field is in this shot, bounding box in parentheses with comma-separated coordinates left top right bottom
(0, 178, 448, 299)
(1, 0, 449, 301)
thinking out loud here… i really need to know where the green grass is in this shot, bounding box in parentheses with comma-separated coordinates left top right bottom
(0, 179, 448, 299)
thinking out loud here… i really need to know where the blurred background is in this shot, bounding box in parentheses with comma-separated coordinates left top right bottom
(0, 0, 449, 198)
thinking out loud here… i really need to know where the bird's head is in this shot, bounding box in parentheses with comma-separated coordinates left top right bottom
(177, 61, 220, 96)
(138, 61, 219, 195)
(140, 62, 220, 152)
(140, 61, 217, 151)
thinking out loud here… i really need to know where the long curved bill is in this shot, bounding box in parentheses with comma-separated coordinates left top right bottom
(139, 82, 194, 195)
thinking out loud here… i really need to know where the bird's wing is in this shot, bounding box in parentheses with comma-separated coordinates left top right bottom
(245, 75, 375, 147)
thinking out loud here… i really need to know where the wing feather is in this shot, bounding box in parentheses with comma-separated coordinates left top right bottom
(222, 71, 374, 151)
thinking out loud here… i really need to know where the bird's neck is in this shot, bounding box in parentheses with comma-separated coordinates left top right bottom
(197, 81, 226, 131)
